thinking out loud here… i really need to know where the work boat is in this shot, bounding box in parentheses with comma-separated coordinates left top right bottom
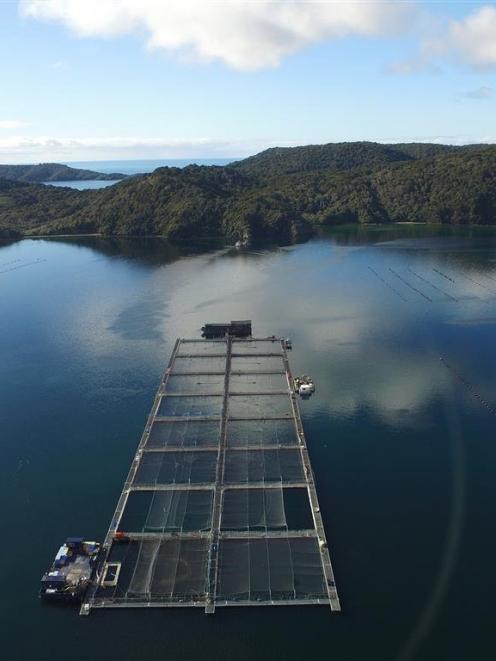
(40, 538, 101, 602)
(294, 375, 315, 397)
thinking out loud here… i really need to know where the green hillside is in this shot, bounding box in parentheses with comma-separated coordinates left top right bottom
(0, 163, 126, 183)
(1, 142, 495, 243)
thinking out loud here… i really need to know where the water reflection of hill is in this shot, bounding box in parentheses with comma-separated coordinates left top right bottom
(45, 225, 496, 277)
(319, 223, 496, 247)
(46, 236, 226, 266)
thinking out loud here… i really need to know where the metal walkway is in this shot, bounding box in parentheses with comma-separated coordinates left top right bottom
(81, 337, 340, 614)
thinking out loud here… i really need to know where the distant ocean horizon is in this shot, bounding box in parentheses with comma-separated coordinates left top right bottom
(65, 157, 239, 176)
(41, 157, 241, 189)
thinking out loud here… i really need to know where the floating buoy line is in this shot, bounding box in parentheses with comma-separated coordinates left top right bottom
(388, 267, 433, 302)
(0, 258, 46, 275)
(408, 268, 458, 302)
(433, 267, 455, 284)
(367, 266, 407, 302)
(440, 356, 496, 417)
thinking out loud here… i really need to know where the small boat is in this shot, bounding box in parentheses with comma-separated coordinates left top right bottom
(40, 537, 101, 603)
(294, 375, 315, 397)
(235, 232, 251, 250)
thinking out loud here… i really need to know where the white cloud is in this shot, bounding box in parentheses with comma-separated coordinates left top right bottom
(20, 0, 414, 71)
(0, 134, 291, 162)
(1, 132, 495, 163)
(0, 120, 31, 129)
(387, 38, 443, 76)
(450, 6, 496, 69)
(391, 5, 496, 74)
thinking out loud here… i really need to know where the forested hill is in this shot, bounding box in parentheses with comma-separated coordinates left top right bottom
(1, 142, 496, 242)
(230, 141, 485, 176)
(0, 178, 90, 239)
(0, 163, 126, 183)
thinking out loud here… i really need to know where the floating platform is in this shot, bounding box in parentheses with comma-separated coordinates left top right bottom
(81, 336, 340, 614)
(201, 320, 252, 338)
(41, 538, 100, 602)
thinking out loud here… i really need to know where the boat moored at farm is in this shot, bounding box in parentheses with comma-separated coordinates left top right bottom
(40, 538, 101, 603)
(294, 375, 315, 397)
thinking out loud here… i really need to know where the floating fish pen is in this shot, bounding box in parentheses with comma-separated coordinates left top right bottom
(81, 334, 340, 614)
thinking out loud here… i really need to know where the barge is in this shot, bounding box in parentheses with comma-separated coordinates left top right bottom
(40, 538, 101, 602)
(201, 320, 252, 338)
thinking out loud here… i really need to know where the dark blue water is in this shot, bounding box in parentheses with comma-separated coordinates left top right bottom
(1, 226, 495, 661)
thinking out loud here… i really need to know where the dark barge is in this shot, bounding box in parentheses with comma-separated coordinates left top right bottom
(201, 320, 252, 338)
(40, 538, 101, 602)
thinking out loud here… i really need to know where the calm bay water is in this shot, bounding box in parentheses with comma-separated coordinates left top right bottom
(1, 226, 495, 661)
(43, 180, 122, 190)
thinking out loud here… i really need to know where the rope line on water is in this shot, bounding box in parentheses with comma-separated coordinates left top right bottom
(0, 259, 46, 275)
(367, 266, 407, 302)
(433, 267, 455, 284)
(388, 267, 433, 302)
(0, 259, 21, 268)
(408, 268, 458, 302)
(440, 356, 496, 417)
(458, 271, 496, 294)
(432, 267, 490, 304)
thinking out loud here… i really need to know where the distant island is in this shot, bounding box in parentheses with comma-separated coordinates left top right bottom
(0, 162, 126, 183)
(1, 142, 495, 242)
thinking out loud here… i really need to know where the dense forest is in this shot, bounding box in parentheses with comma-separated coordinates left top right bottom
(0, 163, 126, 183)
(231, 141, 464, 175)
(1, 142, 495, 243)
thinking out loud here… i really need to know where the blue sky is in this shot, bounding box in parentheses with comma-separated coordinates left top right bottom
(1, 1, 496, 162)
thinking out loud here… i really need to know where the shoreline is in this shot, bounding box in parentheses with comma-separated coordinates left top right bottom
(27, 232, 227, 241)
(10, 222, 496, 245)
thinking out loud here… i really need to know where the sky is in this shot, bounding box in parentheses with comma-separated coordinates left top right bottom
(0, 0, 496, 163)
